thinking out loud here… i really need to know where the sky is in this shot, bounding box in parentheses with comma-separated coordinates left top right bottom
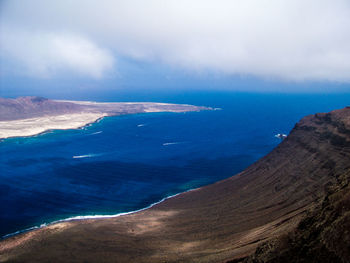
(1, 0, 350, 97)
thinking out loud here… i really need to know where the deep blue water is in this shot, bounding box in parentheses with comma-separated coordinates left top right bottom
(1, 92, 349, 238)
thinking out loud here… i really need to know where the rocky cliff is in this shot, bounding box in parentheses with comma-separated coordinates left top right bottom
(233, 107, 350, 263)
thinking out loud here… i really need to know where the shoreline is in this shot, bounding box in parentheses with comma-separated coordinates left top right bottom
(1, 188, 196, 240)
(0, 99, 210, 140)
(0, 113, 108, 140)
(0, 116, 107, 141)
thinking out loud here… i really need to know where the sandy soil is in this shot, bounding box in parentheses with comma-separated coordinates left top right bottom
(0, 99, 207, 139)
(0, 112, 107, 139)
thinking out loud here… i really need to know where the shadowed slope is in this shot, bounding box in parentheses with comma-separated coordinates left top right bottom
(1, 107, 349, 263)
(238, 180, 350, 263)
(236, 108, 350, 263)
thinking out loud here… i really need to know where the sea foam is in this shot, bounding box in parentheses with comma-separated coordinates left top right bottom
(72, 153, 102, 159)
(162, 142, 183, 146)
(1, 188, 195, 239)
(90, 131, 103, 135)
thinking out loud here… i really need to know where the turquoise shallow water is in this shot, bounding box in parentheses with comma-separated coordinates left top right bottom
(1, 91, 349, 238)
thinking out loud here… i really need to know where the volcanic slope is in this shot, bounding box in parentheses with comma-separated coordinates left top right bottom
(1, 107, 350, 263)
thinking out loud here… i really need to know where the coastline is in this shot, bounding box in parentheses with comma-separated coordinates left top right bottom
(0, 113, 108, 140)
(0, 98, 213, 239)
(1, 188, 196, 240)
(0, 99, 210, 140)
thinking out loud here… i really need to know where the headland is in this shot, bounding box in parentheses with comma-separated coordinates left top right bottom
(0, 97, 209, 139)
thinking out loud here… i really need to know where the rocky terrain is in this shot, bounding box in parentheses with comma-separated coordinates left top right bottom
(0, 107, 349, 262)
(234, 109, 350, 263)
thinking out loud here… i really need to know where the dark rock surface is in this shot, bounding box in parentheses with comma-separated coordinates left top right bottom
(232, 108, 350, 263)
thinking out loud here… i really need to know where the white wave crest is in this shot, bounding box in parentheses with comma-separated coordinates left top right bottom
(72, 153, 102, 159)
(2, 226, 39, 239)
(90, 131, 103, 135)
(1, 188, 196, 239)
(162, 142, 182, 146)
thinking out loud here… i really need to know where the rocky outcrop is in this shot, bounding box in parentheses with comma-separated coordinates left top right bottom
(237, 178, 350, 263)
(231, 107, 350, 263)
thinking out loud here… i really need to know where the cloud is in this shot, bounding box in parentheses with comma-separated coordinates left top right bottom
(0, 28, 115, 79)
(1, 0, 350, 82)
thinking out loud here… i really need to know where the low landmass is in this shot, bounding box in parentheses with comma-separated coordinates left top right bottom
(0, 106, 349, 263)
(0, 96, 210, 139)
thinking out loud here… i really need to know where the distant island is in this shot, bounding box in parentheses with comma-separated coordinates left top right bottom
(0, 96, 210, 139)
(1, 106, 349, 262)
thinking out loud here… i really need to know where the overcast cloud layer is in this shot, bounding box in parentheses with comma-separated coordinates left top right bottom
(1, 0, 350, 82)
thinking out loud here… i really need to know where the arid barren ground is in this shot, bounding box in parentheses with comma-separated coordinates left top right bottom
(1, 107, 349, 262)
(0, 97, 209, 139)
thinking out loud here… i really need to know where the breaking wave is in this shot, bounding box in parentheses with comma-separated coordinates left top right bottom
(162, 142, 183, 146)
(72, 153, 102, 159)
(1, 188, 195, 240)
(89, 131, 103, 135)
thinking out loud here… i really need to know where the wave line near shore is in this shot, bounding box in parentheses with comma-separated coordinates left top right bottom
(1, 188, 195, 240)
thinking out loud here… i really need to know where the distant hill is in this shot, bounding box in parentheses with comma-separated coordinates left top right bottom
(0, 96, 209, 122)
(1, 107, 349, 263)
(0, 96, 209, 139)
(0, 97, 83, 121)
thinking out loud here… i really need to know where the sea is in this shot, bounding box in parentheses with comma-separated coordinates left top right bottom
(1, 91, 349, 238)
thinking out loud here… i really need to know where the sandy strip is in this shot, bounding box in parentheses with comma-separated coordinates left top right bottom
(0, 112, 107, 139)
(55, 100, 179, 106)
(0, 100, 207, 139)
